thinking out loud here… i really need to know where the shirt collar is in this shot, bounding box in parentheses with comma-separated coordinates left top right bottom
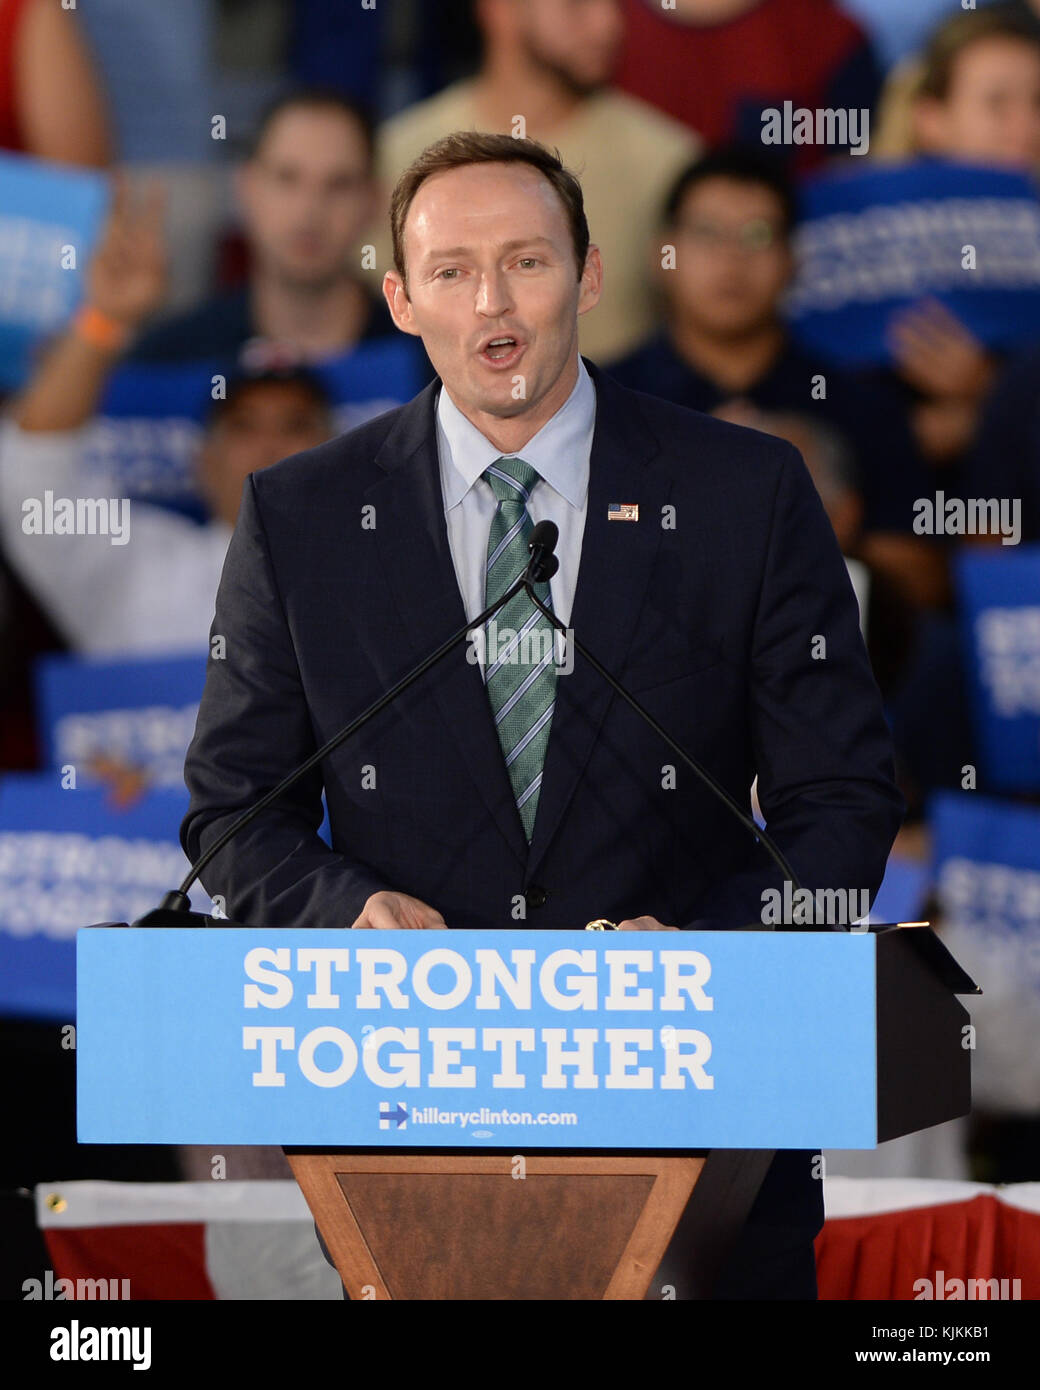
(436, 356, 595, 510)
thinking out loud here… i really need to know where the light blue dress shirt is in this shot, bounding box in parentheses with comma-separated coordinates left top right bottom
(435, 357, 596, 660)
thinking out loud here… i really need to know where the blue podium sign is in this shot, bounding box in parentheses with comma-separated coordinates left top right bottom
(77, 928, 886, 1149)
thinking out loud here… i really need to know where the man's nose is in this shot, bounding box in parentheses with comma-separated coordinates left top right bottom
(474, 269, 513, 317)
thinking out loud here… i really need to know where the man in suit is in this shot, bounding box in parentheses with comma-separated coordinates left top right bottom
(181, 132, 904, 1298)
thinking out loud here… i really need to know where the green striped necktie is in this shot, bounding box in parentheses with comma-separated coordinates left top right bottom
(482, 455, 558, 841)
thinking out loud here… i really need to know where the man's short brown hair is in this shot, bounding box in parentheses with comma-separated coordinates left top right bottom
(389, 131, 589, 288)
(918, 6, 1040, 101)
(250, 87, 375, 170)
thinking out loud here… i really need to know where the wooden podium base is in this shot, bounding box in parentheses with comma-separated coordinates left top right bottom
(287, 1152, 706, 1300)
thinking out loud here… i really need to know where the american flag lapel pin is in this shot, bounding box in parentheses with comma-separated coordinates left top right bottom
(608, 502, 639, 521)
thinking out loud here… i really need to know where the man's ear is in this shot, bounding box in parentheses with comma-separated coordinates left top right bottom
(577, 244, 604, 318)
(383, 270, 421, 336)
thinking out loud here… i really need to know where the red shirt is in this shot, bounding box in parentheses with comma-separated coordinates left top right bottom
(616, 0, 880, 171)
(0, 0, 34, 151)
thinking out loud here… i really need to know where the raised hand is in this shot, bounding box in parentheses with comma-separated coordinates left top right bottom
(84, 174, 168, 332)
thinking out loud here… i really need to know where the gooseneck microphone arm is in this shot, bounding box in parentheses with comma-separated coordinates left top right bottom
(151, 567, 535, 919)
(139, 517, 799, 926)
(519, 549, 802, 893)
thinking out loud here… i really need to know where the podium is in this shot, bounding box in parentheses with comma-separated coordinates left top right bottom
(77, 923, 978, 1300)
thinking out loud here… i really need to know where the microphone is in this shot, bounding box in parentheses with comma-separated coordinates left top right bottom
(526, 519, 559, 583)
(134, 514, 801, 926)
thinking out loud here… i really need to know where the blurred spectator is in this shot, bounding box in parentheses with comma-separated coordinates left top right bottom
(874, 4, 1040, 167)
(613, 0, 881, 172)
(373, 0, 699, 362)
(1, 362, 332, 654)
(129, 89, 423, 377)
(868, 9, 1040, 476)
(908, 3, 1040, 168)
(0, 0, 112, 764)
(883, 296, 1002, 475)
(712, 403, 916, 698)
(963, 344, 1040, 545)
(0, 0, 111, 165)
(606, 148, 946, 608)
(0, 186, 334, 655)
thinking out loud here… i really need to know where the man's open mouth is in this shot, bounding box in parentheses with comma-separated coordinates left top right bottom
(479, 335, 525, 365)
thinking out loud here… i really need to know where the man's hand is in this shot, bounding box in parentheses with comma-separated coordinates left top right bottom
(616, 915, 679, 931)
(13, 176, 168, 433)
(351, 890, 447, 929)
(86, 753, 152, 811)
(909, 397, 980, 464)
(85, 174, 168, 333)
(887, 297, 996, 402)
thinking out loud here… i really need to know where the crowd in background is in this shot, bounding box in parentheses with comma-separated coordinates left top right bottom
(1, 0, 1039, 1193)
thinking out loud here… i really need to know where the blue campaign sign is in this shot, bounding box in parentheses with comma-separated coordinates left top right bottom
(956, 546, 1040, 792)
(786, 159, 1040, 369)
(0, 777, 210, 1020)
(90, 339, 430, 518)
(930, 791, 1040, 1111)
(35, 651, 207, 789)
(317, 336, 431, 417)
(78, 928, 881, 1149)
(34, 649, 330, 849)
(0, 153, 108, 388)
(90, 362, 212, 518)
(931, 791, 1040, 933)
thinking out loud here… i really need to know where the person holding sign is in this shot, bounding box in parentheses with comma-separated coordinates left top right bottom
(0, 184, 335, 656)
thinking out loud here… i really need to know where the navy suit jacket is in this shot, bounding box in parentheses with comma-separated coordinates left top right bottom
(181, 358, 904, 1247)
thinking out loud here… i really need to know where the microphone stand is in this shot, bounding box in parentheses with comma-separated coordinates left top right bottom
(134, 527, 801, 927)
(133, 569, 535, 926)
(518, 574, 800, 893)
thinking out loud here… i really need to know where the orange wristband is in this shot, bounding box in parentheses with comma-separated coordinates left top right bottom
(73, 304, 130, 352)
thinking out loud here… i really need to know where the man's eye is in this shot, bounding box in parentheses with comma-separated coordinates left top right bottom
(438, 268, 460, 280)
(516, 257, 539, 269)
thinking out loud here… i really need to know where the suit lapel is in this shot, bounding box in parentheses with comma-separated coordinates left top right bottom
(363, 362, 672, 886)
(525, 362, 670, 881)
(366, 380, 531, 868)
